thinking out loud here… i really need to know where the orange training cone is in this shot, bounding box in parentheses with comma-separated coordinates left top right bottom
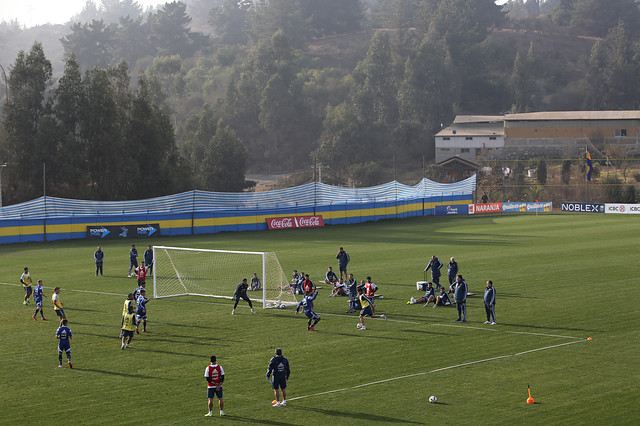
(527, 384, 535, 404)
(587, 337, 592, 341)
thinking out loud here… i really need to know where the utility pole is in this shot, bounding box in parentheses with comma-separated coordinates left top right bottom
(0, 163, 6, 207)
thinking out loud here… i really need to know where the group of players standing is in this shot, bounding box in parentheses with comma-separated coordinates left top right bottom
(413, 255, 497, 325)
(20, 266, 72, 368)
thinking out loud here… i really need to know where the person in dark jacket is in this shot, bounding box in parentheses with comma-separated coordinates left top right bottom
(483, 280, 496, 325)
(453, 274, 468, 322)
(336, 247, 350, 280)
(425, 255, 444, 289)
(144, 245, 154, 274)
(94, 246, 104, 277)
(267, 348, 290, 407)
(447, 257, 458, 286)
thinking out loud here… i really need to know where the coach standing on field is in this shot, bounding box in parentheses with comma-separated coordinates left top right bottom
(454, 274, 468, 323)
(425, 255, 443, 289)
(447, 257, 458, 287)
(336, 247, 350, 281)
(94, 246, 104, 277)
(484, 280, 496, 325)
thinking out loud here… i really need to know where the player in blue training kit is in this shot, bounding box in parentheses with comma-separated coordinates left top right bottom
(56, 319, 73, 368)
(32, 280, 47, 321)
(136, 289, 150, 333)
(128, 244, 139, 277)
(267, 348, 290, 407)
(296, 290, 321, 331)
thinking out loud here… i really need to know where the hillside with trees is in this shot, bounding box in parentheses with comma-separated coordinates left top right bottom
(1, 0, 640, 204)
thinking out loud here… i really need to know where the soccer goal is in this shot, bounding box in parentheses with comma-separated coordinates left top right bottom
(152, 246, 298, 308)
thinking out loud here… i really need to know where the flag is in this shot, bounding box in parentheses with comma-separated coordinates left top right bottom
(586, 147, 592, 182)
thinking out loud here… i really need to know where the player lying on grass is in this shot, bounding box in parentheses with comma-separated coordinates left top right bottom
(296, 289, 321, 331)
(406, 282, 436, 307)
(357, 287, 386, 330)
(329, 278, 347, 297)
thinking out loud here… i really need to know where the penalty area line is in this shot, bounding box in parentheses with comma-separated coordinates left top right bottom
(288, 339, 585, 402)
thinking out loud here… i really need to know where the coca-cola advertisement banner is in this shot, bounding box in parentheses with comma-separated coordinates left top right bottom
(469, 203, 502, 214)
(266, 215, 325, 230)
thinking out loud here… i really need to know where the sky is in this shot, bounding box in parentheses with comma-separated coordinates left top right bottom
(0, 0, 167, 28)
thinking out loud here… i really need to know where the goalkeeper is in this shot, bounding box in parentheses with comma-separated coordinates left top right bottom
(232, 278, 256, 315)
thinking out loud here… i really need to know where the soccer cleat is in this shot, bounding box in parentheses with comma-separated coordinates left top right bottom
(231, 309, 235, 315)
(136, 328, 139, 334)
(68, 361, 73, 369)
(281, 401, 287, 406)
(205, 412, 213, 417)
(462, 319, 466, 323)
(58, 365, 62, 368)
(454, 318, 461, 322)
(491, 322, 497, 325)
(360, 326, 366, 330)
(251, 309, 256, 314)
(484, 321, 490, 324)
(410, 297, 416, 303)
(273, 402, 281, 407)
(406, 300, 412, 305)
(219, 411, 224, 416)
(143, 329, 147, 333)
(23, 301, 28, 305)
(126, 344, 131, 348)
(121, 344, 125, 350)
(380, 314, 387, 320)
(33, 315, 37, 321)
(42, 317, 47, 321)
(309, 326, 316, 331)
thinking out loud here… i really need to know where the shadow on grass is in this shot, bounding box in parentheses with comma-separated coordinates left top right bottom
(64, 307, 106, 313)
(221, 415, 298, 425)
(291, 406, 423, 424)
(74, 367, 160, 380)
(136, 348, 203, 358)
(501, 323, 593, 333)
(496, 292, 544, 300)
(400, 328, 453, 336)
(327, 331, 410, 342)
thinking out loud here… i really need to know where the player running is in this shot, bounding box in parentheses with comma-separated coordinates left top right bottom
(32, 280, 47, 321)
(121, 305, 137, 349)
(204, 355, 225, 416)
(296, 289, 321, 331)
(231, 278, 256, 315)
(357, 287, 386, 330)
(266, 348, 290, 407)
(56, 319, 73, 368)
(52, 287, 66, 327)
(21, 267, 33, 305)
(136, 289, 150, 333)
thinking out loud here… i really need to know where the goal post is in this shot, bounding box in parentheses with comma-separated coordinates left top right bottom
(152, 246, 298, 308)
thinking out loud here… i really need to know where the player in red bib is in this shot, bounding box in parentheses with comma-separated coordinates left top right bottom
(302, 274, 315, 295)
(204, 355, 225, 416)
(136, 261, 147, 287)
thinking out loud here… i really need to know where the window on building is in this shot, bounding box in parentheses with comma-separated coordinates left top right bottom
(489, 136, 497, 140)
(460, 148, 470, 153)
(440, 148, 450, 151)
(615, 129, 627, 137)
(476, 148, 482, 155)
(443, 137, 450, 140)
(465, 137, 473, 140)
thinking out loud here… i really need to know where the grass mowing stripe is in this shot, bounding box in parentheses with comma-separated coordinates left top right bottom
(288, 339, 586, 402)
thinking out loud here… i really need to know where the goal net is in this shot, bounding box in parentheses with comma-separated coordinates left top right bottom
(152, 246, 298, 308)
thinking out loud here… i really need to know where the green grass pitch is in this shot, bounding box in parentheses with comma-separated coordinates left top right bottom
(0, 214, 638, 424)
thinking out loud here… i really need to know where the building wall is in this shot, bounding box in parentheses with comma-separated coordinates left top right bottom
(504, 119, 640, 139)
(435, 135, 504, 163)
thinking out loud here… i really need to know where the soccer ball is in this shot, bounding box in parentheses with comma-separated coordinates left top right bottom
(429, 395, 437, 403)
(356, 323, 362, 329)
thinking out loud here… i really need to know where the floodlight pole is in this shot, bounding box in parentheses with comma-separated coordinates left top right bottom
(0, 163, 6, 207)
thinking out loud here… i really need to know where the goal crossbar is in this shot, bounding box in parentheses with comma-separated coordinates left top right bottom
(152, 246, 297, 308)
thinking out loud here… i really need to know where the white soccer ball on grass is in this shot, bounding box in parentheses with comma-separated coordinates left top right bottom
(429, 395, 437, 403)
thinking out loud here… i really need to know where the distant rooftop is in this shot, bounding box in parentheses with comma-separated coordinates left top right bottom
(435, 121, 504, 137)
(453, 115, 504, 124)
(505, 111, 640, 121)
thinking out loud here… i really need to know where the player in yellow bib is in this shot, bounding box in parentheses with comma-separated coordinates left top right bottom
(52, 287, 66, 327)
(21, 267, 33, 305)
(121, 305, 137, 349)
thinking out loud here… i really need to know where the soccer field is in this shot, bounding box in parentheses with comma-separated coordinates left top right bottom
(0, 214, 638, 425)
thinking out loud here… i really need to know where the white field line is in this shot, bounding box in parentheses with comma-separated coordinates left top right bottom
(1, 282, 581, 338)
(288, 339, 585, 402)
